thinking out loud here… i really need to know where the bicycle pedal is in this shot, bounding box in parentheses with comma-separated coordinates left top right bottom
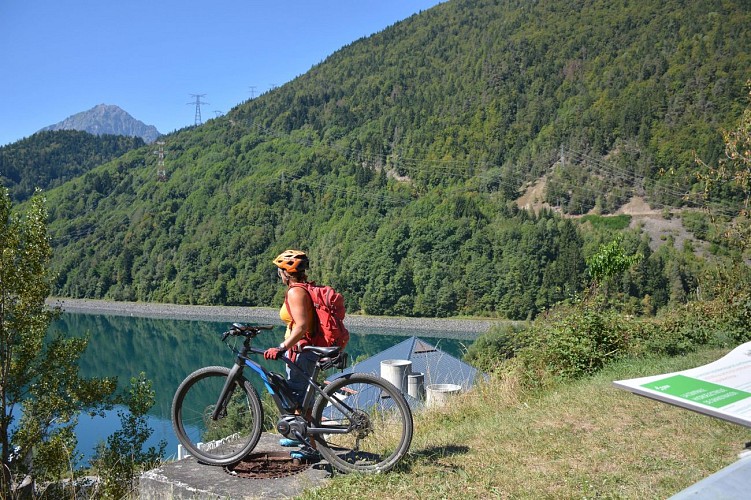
(279, 438, 303, 447)
(290, 448, 321, 463)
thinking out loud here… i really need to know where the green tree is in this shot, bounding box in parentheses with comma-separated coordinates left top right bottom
(0, 189, 116, 495)
(695, 80, 751, 257)
(586, 235, 642, 299)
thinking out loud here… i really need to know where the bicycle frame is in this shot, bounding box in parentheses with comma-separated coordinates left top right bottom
(211, 333, 354, 438)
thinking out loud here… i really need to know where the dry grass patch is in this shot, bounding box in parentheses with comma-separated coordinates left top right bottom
(304, 349, 749, 499)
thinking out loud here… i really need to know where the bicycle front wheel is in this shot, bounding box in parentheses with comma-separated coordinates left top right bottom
(312, 373, 413, 474)
(171, 366, 263, 466)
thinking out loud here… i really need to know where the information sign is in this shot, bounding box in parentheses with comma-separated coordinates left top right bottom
(613, 342, 751, 428)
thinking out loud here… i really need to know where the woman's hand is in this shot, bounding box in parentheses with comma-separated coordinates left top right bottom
(264, 345, 286, 360)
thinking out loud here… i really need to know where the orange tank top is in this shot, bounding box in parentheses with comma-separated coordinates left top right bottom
(279, 303, 293, 331)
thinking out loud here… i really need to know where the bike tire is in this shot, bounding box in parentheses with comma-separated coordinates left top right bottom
(312, 373, 413, 474)
(171, 366, 263, 466)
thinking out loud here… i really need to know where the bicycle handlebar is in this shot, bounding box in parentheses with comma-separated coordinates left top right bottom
(221, 323, 274, 341)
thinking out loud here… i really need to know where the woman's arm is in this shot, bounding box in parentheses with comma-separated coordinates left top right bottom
(282, 286, 313, 349)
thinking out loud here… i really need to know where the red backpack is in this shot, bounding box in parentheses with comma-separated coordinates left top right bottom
(286, 282, 350, 349)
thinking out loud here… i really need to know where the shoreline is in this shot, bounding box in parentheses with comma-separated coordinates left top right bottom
(47, 297, 502, 336)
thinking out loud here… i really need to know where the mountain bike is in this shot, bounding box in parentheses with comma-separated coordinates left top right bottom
(171, 323, 413, 474)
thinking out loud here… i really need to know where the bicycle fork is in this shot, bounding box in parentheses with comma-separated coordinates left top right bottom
(210, 363, 244, 420)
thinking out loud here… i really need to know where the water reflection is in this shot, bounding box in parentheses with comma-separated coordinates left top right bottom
(52, 312, 478, 460)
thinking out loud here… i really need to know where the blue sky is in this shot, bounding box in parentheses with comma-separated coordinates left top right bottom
(0, 1, 444, 147)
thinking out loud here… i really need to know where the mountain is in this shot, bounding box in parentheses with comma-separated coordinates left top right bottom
(39, 104, 161, 143)
(41, 0, 750, 319)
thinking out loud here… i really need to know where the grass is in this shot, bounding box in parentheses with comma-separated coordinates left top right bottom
(302, 349, 750, 499)
(579, 214, 632, 231)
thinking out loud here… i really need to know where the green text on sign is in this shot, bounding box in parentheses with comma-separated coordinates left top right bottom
(641, 375, 751, 409)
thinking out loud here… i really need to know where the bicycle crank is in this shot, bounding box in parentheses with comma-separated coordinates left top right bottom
(276, 414, 309, 439)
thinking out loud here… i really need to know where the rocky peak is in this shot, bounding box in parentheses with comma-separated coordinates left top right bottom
(39, 104, 161, 143)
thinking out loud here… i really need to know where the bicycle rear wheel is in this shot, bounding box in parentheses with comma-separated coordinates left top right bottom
(312, 373, 413, 473)
(171, 366, 263, 466)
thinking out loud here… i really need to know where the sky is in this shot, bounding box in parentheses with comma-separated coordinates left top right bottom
(0, 1, 445, 147)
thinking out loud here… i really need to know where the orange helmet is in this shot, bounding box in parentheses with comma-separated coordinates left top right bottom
(273, 249, 309, 273)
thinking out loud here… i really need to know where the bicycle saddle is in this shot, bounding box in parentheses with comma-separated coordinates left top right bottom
(302, 345, 340, 356)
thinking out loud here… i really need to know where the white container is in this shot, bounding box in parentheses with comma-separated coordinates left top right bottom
(380, 359, 412, 393)
(426, 383, 462, 407)
(408, 372, 425, 400)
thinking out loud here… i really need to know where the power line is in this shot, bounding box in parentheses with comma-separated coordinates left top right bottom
(154, 141, 167, 182)
(187, 94, 208, 126)
(560, 147, 742, 218)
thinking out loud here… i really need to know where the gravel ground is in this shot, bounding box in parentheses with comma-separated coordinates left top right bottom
(47, 297, 501, 335)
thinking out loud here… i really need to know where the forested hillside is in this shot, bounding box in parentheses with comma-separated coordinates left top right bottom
(0, 130, 144, 202)
(41, 0, 750, 319)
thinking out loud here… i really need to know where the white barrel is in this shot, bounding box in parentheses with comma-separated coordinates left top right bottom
(426, 383, 462, 408)
(380, 359, 412, 393)
(408, 372, 425, 400)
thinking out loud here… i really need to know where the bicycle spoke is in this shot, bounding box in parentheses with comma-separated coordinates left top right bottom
(172, 367, 263, 465)
(314, 374, 412, 473)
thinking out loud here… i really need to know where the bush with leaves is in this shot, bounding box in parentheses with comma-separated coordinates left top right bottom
(463, 323, 526, 373)
(695, 262, 751, 346)
(586, 235, 642, 295)
(695, 79, 751, 259)
(90, 373, 166, 499)
(509, 260, 751, 388)
(513, 302, 636, 386)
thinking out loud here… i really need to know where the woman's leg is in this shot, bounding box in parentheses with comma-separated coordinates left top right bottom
(285, 350, 318, 407)
(285, 350, 320, 459)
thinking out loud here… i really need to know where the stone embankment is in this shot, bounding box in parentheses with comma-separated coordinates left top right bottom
(47, 297, 501, 337)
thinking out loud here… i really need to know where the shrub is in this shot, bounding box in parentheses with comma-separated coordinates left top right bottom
(639, 304, 716, 356)
(90, 374, 165, 498)
(708, 264, 751, 345)
(463, 323, 525, 372)
(681, 211, 710, 240)
(514, 305, 634, 385)
(468, 260, 751, 390)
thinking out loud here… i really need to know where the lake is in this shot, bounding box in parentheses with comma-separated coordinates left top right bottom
(51, 311, 485, 463)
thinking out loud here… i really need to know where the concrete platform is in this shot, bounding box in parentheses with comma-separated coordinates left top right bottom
(139, 433, 331, 499)
(669, 452, 751, 499)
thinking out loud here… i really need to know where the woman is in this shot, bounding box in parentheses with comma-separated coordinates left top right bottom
(264, 249, 320, 461)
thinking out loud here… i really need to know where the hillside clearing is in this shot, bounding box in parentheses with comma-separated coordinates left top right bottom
(516, 181, 707, 254)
